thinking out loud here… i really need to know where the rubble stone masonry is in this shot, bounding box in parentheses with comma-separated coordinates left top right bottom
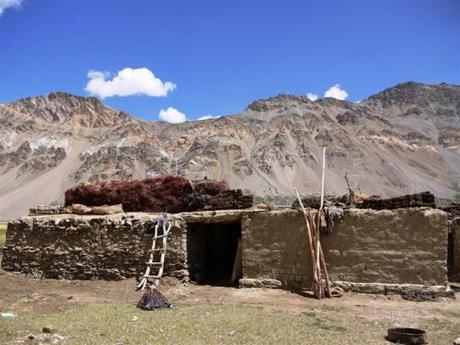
(2, 208, 450, 294)
(2, 213, 188, 280)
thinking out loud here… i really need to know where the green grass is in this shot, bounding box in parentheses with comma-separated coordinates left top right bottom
(0, 296, 458, 345)
(0, 222, 6, 248)
(0, 222, 6, 263)
(321, 304, 345, 312)
(0, 302, 385, 345)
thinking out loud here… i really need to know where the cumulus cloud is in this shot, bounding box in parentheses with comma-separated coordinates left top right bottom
(323, 84, 348, 100)
(159, 107, 187, 124)
(85, 67, 176, 98)
(197, 115, 221, 121)
(306, 93, 318, 101)
(0, 0, 23, 16)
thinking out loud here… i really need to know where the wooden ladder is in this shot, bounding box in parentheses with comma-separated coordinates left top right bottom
(137, 216, 172, 291)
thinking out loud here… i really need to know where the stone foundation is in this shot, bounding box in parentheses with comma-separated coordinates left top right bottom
(331, 281, 454, 298)
(238, 279, 454, 298)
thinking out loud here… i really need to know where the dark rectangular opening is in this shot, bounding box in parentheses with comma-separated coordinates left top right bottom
(187, 221, 242, 286)
(447, 231, 455, 279)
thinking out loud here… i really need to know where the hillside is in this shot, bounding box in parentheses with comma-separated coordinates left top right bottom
(1, 82, 459, 218)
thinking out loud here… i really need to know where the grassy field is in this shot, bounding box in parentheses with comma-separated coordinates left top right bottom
(0, 222, 6, 256)
(0, 302, 371, 345)
(0, 270, 458, 345)
(1, 300, 459, 345)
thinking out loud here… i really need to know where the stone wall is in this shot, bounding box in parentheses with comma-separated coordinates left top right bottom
(2, 208, 450, 294)
(240, 208, 448, 289)
(1, 213, 188, 280)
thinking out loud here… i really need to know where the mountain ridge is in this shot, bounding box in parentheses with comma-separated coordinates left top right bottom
(1, 82, 459, 218)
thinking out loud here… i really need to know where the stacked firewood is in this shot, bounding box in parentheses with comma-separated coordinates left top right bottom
(29, 205, 65, 216)
(356, 191, 435, 210)
(441, 203, 460, 217)
(189, 189, 253, 211)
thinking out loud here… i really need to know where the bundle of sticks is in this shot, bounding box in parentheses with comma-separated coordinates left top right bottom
(295, 146, 331, 299)
(295, 189, 332, 299)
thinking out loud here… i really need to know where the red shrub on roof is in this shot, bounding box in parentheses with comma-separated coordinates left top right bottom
(64, 175, 237, 213)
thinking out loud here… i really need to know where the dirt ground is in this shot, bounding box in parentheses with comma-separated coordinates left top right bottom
(0, 268, 459, 345)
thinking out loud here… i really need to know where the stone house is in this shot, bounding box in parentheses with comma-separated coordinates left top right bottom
(2, 207, 457, 296)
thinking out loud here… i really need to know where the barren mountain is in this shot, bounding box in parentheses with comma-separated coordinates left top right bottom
(1, 82, 459, 218)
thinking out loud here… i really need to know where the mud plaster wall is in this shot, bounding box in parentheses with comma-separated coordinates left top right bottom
(241, 208, 448, 289)
(2, 208, 449, 290)
(1, 213, 188, 280)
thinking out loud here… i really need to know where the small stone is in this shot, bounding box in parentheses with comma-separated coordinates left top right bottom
(42, 326, 55, 333)
(453, 337, 460, 345)
(52, 334, 65, 341)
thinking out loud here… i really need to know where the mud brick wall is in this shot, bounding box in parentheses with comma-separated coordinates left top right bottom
(241, 208, 448, 289)
(2, 208, 449, 289)
(1, 213, 188, 280)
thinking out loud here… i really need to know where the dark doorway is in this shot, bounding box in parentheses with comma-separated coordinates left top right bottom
(187, 222, 242, 286)
(447, 231, 455, 280)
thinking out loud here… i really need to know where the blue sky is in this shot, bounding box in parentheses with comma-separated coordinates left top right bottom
(0, 0, 459, 122)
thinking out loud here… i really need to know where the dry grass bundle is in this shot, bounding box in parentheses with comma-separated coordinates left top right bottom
(137, 285, 171, 310)
(64, 175, 233, 213)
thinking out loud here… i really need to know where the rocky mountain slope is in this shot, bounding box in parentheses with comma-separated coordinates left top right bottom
(1, 82, 459, 218)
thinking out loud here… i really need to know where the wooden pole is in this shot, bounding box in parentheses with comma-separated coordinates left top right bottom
(319, 146, 326, 210)
(231, 238, 243, 283)
(309, 210, 324, 298)
(295, 145, 331, 299)
(295, 188, 319, 296)
(319, 245, 332, 298)
(316, 146, 326, 297)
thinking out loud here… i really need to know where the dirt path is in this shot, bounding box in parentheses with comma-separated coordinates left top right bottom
(1, 268, 459, 320)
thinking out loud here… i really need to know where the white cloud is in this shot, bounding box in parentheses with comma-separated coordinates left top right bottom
(323, 84, 348, 100)
(85, 67, 176, 99)
(0, 0, 23, 16)
(197, 115, 221, 121)
(306, 93, 318, 101)
(159, 107, 187, 124)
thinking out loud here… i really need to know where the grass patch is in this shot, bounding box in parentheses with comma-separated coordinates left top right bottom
(301, 310, 317, 318)
(321, 304, 345, 312)
(0, 293, 458, 345)
(311, 317, 347, 332)
(0, 222, 6, 248)
(0, 222, 6, 263)
(0, 302, 384, 345)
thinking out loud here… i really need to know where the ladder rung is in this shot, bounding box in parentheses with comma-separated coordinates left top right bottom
(153, 233, 169, 239)
(143, 274, 162, 279)
(145, 233, 168, 239)
(149, 248, 166, 252)
(145, 261, 163, 265)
